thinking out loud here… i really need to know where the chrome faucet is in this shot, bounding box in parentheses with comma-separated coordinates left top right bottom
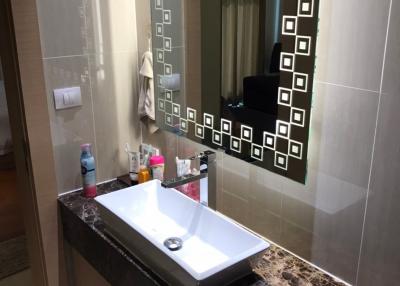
(161, 150, 217, 210)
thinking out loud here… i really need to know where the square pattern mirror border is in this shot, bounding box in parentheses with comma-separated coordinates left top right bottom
(151, 0, 320, 184)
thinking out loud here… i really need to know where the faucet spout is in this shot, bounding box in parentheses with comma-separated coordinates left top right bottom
(161, 150, 217, 210)
(161, 173, 207, 189)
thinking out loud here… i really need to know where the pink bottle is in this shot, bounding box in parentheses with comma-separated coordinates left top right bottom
(149, 155, 165, 181)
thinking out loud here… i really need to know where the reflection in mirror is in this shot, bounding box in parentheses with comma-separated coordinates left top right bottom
(151, 0, 319, 183)
(221, 0, 282, 137)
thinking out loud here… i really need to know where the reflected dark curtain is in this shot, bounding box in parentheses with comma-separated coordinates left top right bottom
(221, 0, 264, 101)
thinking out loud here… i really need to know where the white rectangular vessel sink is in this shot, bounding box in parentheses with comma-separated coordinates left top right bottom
(95, 180, 269, 285)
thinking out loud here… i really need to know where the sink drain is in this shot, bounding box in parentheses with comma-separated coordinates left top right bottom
(164, 237, 183, 251)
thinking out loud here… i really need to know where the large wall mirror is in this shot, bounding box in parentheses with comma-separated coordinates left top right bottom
(151, 0, 319, 183)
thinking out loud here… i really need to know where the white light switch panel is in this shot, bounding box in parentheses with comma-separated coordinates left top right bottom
(53, 87, 82, 110)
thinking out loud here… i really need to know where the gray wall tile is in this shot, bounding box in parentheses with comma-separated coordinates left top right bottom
(312, 83, 379, 189)
(357, 1, 400, 285)
(316, 0, 391, 92)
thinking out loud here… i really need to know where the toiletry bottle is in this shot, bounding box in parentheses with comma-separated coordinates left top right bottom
(149, 155, 165, 181)
(128, 151, 140, 185)
(138, 165, 150, 184)
(125, 143, 139, 185)
(80, 144, 97, 198)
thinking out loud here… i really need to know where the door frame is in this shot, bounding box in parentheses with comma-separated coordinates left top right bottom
(0, 0, 59, 285)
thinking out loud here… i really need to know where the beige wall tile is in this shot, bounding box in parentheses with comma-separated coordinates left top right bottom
(37, 0, 141, 190)
(86, 0, 138, 54)
(135, 0, 152, 57)
(36, 0, 88, 58)
(43, 55, 96, 192)
(89, 51, 140, 182)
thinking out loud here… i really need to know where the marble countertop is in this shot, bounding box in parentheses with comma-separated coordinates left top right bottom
(58, 179, 346, 286)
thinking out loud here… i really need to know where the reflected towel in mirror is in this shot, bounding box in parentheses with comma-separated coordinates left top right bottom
(138, 51, 158, 133)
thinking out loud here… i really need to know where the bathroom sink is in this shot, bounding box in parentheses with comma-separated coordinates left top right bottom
(95, 180, 269, 285)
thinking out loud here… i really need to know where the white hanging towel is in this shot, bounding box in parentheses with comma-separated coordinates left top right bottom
(138, 51, 158, 133)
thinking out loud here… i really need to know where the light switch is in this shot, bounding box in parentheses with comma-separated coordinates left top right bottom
(54, 87, 82, 110)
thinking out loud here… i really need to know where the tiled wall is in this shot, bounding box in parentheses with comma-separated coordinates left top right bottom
(144, 0, 399, 285)
(357, 1, 400, 284)
(37, 0, 142, 193)
(36, 0, 399, 284)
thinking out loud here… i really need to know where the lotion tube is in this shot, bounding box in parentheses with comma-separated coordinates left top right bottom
(128, 151, 140, 182)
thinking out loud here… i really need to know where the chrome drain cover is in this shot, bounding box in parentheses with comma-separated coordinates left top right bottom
(164, 237, 183, 251)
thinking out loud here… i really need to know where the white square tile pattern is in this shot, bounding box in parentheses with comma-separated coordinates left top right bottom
(295, 36, 312, 56)
(165, 113, 173, 126)
(293, 72, 309, 92)
(212, 130, 222, 146)
(187, 108, 196, 122)
(231, 136, 242, 153)
(289, 140, 303, 159)
(221, 119, 232, 135)
(282, 16, 298, 35)
(180, 118, 188, 132)
(280, 53, 295, 72)
(298, 0, 314, 17)
(155, 0, 163, 10)
(157, 75, 164, 88)
(251, 144, 264, 161)
(163, 10, 171, 24)
(158, 99, 165, 111)
(275, 152, 288, 170)
(264, 131, 276, 150)
(156, 23, 163, 37)
(172, 103, 180, 116)
(278, 88, 292, 106)
(157, 49, 164, 63)
(152, 1, 320, 176)
(277, 120, 291, 139)
(163, 37, 172, 51)
(165, 89, 172, 101)
(204, 113, 214, 129)
(291, 108, 306, 127)
(195, 124, 204, 139)
(241, 125, 253, 142)
(164, 64, 172, 75)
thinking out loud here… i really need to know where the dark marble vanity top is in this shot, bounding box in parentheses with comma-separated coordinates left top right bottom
(58, 180, 346, 286)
